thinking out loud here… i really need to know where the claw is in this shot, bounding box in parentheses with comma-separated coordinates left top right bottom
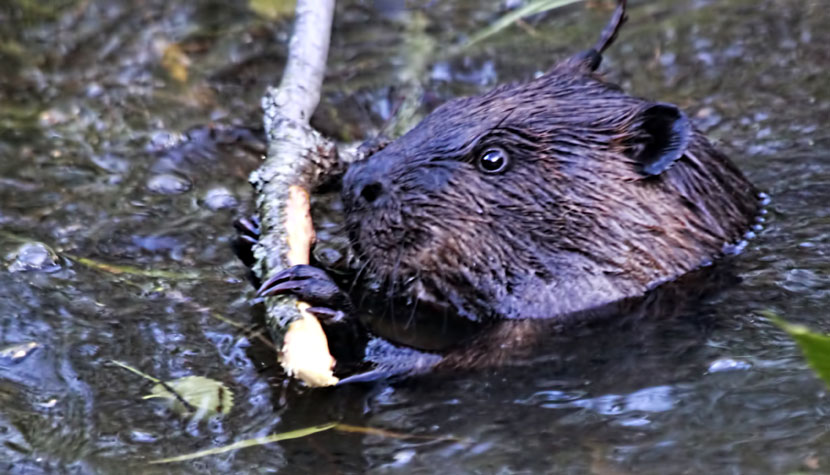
(257, 279, 305, 297)
(337, 368, 395, 385)
(234, 215, 261, 237)
(256, 272, 288, 297)
(306, 306, 348, 323)
(335, 338, 443, 384)
(256, 265, 319, 297)
(255, 265, 351, 311)
(232, 215, 263, 268)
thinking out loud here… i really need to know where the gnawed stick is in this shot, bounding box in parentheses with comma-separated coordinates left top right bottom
(250, 0, 341, 387)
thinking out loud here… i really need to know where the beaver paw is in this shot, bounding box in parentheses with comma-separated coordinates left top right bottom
(257, 264, 353, 315)
(337, 337, 442, 384)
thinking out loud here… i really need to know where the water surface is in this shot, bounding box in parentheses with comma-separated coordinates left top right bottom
(1, 0, 829, 473)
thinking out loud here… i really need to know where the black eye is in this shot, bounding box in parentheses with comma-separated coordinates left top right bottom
(477, 147, 509, 174)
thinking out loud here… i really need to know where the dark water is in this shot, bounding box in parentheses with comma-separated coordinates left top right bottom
(1, 0, 829, 473)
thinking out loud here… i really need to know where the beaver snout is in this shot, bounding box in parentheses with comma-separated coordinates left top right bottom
(343, 164, 388, 208)
(343, 172, 389, 206)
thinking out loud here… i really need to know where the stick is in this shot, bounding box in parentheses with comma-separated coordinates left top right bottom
(250, 0, 341, 387)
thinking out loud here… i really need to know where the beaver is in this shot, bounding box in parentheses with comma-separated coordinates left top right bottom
(244, 0, 760, 379)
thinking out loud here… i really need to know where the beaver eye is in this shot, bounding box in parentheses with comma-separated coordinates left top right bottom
(477, 147, 509, 174)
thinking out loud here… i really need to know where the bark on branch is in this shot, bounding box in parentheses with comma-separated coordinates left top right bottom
(249, 0, 341, 387)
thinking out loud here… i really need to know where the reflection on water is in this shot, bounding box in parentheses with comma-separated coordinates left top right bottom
(1, 0, 829, 473)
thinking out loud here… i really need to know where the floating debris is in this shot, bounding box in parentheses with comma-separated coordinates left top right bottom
(5, 242, 60, 273)
(0, 341, 41, 363)
(111, 360, 234, 418)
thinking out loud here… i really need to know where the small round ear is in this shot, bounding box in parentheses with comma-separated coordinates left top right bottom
(631, 103, 691, 176)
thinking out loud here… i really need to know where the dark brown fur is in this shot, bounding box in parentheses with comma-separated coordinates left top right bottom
(342, 60, 759, 324)
(253, 1, 760, 378)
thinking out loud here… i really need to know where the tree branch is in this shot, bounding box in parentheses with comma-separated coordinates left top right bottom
(250, 0, 341, 387)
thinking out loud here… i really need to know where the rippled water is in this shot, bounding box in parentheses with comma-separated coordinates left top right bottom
(1, 0, 829, 473)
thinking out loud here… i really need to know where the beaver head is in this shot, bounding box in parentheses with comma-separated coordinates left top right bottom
(341, 0, 759, 322)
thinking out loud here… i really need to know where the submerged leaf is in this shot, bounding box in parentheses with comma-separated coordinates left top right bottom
(161, 43, 190, 83)
(145, 375, 234, 416)
(67, 255, 200, 279)
(150, 423, 336, 464)
(764, 310, 830, 387)
(112, 361, 234, 418)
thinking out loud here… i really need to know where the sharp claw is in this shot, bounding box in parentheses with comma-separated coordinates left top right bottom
(233, 220, 249, 233)
(234, 216, 261, 236)
(239, 235, 258, 244)
(336, 369, 393, 385)
(257, 267, 310, 296)
(262, 280, 307, 297)
(340, 339, 442, 384)
(255, 265, 344, 307)
(306, 306, 347, 323)
(256, 273, 284, 296)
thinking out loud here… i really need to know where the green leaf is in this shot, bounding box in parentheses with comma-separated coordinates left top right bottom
(144, 376, 234, 417)
(150, 423, 337, 464)
(763, 310, 830, 387)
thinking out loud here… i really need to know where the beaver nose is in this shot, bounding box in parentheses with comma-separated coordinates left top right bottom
(343, 154, 393, 208)
(357, 181, 384, 204)
(348, 175, 389, 207)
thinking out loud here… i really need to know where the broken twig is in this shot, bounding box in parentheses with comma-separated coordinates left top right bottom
(249, 0, 341, 387)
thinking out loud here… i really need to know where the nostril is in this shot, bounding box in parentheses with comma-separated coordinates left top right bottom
(359, 182, 384, 203)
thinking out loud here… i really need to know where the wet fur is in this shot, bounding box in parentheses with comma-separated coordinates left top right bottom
(342, 64, 759, 323)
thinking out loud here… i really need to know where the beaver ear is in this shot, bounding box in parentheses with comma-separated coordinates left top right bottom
(629, 103, 691, 176)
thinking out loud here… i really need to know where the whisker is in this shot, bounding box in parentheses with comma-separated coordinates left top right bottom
(357, 261, 381, 312)
(405, 291, 420, 331)
(349, 257, 372, 295)
(386, 249, 405, 331)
